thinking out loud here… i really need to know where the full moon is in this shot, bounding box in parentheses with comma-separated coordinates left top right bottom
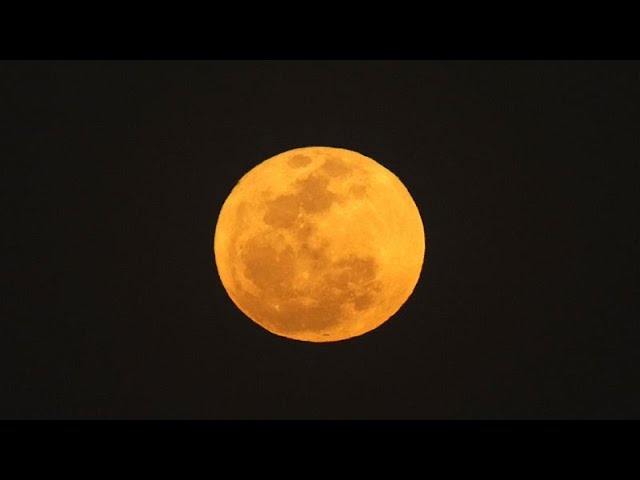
(214, 146, 425, 342)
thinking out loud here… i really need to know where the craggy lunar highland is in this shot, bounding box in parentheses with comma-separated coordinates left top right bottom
(214, 147, 426, 342)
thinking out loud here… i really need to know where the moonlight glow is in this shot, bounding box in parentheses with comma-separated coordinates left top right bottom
(214, 146, 426, 342)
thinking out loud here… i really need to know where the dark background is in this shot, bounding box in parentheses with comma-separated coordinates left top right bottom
(2, 60, 638, 419)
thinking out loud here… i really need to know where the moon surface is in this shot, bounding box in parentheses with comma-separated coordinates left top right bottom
(214, 146, 425, 342)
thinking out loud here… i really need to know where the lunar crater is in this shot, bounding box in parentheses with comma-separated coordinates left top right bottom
(322, 156, 351, 177)
(288, 154, 312, 168)
(262, 171, 339, 230)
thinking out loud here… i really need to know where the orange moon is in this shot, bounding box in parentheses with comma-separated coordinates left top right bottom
(213, 146, 425, 342)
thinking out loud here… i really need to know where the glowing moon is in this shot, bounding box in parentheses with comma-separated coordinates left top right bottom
(214, 146, 425, 342)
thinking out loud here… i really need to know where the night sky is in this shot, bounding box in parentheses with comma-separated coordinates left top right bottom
(3, 60, 639, 419)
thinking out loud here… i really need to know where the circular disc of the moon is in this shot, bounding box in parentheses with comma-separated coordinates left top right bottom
(214, 146, 425, 342)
